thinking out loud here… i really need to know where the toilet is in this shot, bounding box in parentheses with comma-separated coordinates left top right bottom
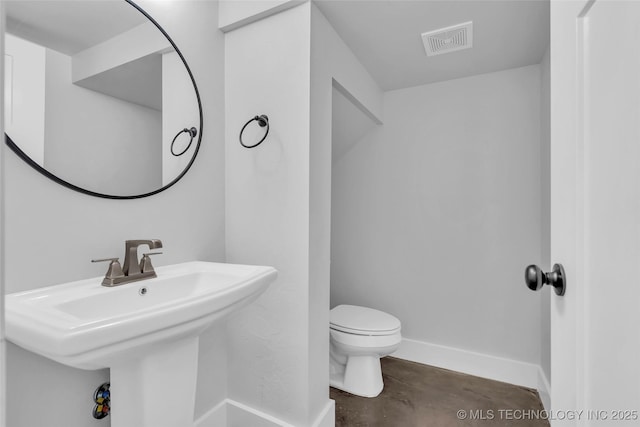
(329, 304, 402, 398)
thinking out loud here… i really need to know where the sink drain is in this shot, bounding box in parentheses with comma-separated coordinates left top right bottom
(139, 286, 148, 296)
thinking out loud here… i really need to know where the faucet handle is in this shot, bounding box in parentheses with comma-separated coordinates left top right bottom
(92, 257, 119, 263)
(140, 252, 163, 274)
(91, 258, 125, 280)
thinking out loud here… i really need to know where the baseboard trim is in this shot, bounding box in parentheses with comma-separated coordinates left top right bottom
(194, 399, 335, 427)
(312, 400, 335, 427)
(194, 400, 227, 427)
(393, 338, 541, 390)
(226, 400, 295, 427)
(537, 366, 551, 412)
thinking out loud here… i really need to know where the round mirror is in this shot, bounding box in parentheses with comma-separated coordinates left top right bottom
(4, 0, 202, 199)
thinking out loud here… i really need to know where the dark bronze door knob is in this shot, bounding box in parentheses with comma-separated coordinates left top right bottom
(524, 264, 566, 296)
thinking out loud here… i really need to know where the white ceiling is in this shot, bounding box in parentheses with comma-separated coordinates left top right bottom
(6, 1, 147, 55)
(315, 0, 550, 91)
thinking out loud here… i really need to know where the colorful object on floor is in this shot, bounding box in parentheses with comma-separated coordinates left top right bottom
(93, 383, 111, 419)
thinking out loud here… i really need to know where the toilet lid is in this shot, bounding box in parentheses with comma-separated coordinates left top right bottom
(330, 305, 401, 336)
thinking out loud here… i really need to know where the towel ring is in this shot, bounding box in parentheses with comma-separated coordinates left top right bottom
(239, 115, 269, 148)
(171, 127, 198, 156)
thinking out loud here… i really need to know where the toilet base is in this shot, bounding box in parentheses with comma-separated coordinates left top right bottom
(330, 355, 383, 398)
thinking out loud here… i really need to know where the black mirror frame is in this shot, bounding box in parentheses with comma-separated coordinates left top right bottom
(4, 0, 203, 200)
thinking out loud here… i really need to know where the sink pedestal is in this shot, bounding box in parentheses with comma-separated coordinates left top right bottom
(110, 337, 199, 427)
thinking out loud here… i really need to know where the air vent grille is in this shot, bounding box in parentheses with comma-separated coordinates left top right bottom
(421, 21, 473, 57)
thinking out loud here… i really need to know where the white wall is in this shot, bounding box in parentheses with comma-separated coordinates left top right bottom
(4, 34, 46, 166)
(331, 86, 377, 164)
(72, 21, 169, 110)
(331, 65, 544, 366)
(224, 4, 314, 425)
(224, 4, 382, 425)
(310, 4, 381, 421)
(4, 1, 226, 426)
(43, 47, 162, 196)
(72, 21, 169, 84)
(162, 50, 200, 186)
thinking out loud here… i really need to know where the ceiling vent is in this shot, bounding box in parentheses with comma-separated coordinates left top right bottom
(421, 21, 473, 57)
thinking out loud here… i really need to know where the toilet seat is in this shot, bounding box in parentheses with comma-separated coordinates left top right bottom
(330, 305, 401, 336)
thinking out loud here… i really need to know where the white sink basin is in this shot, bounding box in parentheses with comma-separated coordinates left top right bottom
(6, 261, 276, 370)
(5, 261, 277, 427)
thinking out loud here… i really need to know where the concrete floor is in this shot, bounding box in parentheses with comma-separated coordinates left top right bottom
(331, 357, 549, 427)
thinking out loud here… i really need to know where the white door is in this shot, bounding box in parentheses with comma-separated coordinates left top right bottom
(551, 0, 640, 425)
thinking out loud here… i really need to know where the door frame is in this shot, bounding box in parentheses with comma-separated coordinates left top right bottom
(0, 1, 7, 426)
(550, 0, 595, 421)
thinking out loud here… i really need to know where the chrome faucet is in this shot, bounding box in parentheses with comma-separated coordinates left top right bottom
(92, 239, 163, 287)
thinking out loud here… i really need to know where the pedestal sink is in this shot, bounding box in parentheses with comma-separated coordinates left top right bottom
(5, 261, 277, 427)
